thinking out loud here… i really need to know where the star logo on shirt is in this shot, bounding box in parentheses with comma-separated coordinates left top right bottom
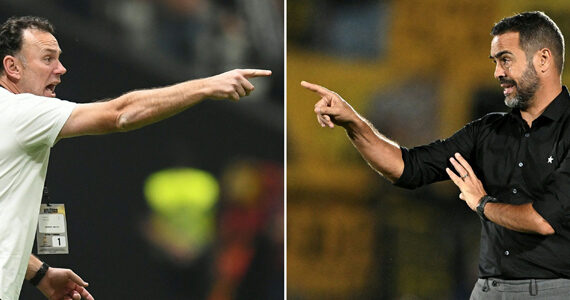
(548, 156, 554, 164)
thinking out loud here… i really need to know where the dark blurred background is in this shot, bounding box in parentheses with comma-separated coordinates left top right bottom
(287, 0, 570, 299)
(0, 0, 284, 299)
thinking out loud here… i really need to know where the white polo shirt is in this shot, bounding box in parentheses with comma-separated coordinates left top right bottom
(0, 87, 76, 300)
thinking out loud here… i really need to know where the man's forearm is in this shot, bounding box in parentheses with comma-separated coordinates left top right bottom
(114, 78, 207, 132)
(345, 115, 404, 182)
(26, 254, 43, 281)
(302, 80, 405, 181)
(59, 78, 210, 138)
(485, 202, 555, 235)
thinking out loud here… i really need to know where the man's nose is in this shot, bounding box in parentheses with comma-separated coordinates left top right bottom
(55, 60, 67, 75)
(494, 63, 505, 79)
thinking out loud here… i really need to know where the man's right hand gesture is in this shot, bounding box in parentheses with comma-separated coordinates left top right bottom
(301, 80, 404, 181)
(301, 80, 359, 129)
(206, 69, 272, 101)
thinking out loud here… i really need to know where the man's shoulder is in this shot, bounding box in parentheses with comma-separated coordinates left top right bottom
(458, 112, 512, 138)
(470, 111, 509, 126)
(0, 90, 73, 107)
(0, 89, 43, 102)
(0, 91, 76, 127)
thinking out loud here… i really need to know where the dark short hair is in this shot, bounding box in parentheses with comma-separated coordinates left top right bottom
(0, 16, 55, 72)
(491, 11, 565, 74)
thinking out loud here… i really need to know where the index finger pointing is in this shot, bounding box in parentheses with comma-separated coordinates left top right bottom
(300, 81, 331, 97)
(241, 69, 272, 78)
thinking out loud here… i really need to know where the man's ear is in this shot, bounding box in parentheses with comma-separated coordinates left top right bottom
(3, 55, 21, 80)
(537, 48, 553, 73)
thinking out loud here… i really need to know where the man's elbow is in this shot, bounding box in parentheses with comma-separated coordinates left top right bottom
(541, 225, 555, 235)
(385, 174, 401, 185)
(537, 221, 555, 235)
(530, 204, 555, 235)
(370, 162, 404, 184)
(111, 93, 139, 132)
(116, 113, 130, 132)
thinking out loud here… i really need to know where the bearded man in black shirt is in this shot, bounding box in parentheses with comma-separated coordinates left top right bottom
(303, 11, 570, 299)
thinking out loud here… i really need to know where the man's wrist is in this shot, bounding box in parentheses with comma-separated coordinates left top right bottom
(345, 114, 368, 133)
(29, 261, 49, 286)
(476, 195, 497, 222)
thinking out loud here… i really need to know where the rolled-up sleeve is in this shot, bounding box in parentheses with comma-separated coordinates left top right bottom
(394, 119, 479, 189)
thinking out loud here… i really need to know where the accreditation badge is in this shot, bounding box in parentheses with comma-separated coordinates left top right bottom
(36, 204, 69, 254)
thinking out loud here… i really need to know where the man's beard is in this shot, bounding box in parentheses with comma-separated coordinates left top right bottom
(503, 60, 540, 110)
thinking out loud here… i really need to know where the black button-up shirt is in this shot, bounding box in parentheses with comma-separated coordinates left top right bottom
(395, 86, 570, 278)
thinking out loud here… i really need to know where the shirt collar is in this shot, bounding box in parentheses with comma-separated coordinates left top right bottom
(540, 85, 570, 121)
(0, 86, 11, 95)
(510, 85, 570, 122)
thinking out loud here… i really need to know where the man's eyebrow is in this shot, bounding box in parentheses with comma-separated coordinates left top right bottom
(489, 50, 512, 59)
(41, 48, 62, 55)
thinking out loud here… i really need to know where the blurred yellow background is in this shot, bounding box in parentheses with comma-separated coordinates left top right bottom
(287, 1, 570, 299)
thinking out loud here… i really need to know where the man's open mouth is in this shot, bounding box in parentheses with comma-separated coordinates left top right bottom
(45, 84, 57, 97)
(501, 83, 515, 96)
(500, 78, 517, 97)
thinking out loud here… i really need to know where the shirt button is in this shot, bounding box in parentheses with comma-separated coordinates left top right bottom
(518, 162, 524, 167)
(524, 133, 530, 137)
(512, 188, 517, 194)
(492, 280, 499, 287)
(505, 250, 510, 255)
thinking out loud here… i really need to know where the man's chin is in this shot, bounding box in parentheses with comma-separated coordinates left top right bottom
(504, 95, 532, 110)
(504, 96, 518, 108)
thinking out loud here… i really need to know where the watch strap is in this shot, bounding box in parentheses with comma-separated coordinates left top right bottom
(29, 261, 50, 286)
(477, 195, 497, 221)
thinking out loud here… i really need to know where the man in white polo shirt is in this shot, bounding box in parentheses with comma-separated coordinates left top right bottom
(0, 16, 271, 300)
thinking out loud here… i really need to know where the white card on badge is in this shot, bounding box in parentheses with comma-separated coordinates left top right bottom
(36, 204, 69, 254)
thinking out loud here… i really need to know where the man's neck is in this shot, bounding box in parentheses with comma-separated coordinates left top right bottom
(520, 83, 562, 127)
(0, 76, 19, 94)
